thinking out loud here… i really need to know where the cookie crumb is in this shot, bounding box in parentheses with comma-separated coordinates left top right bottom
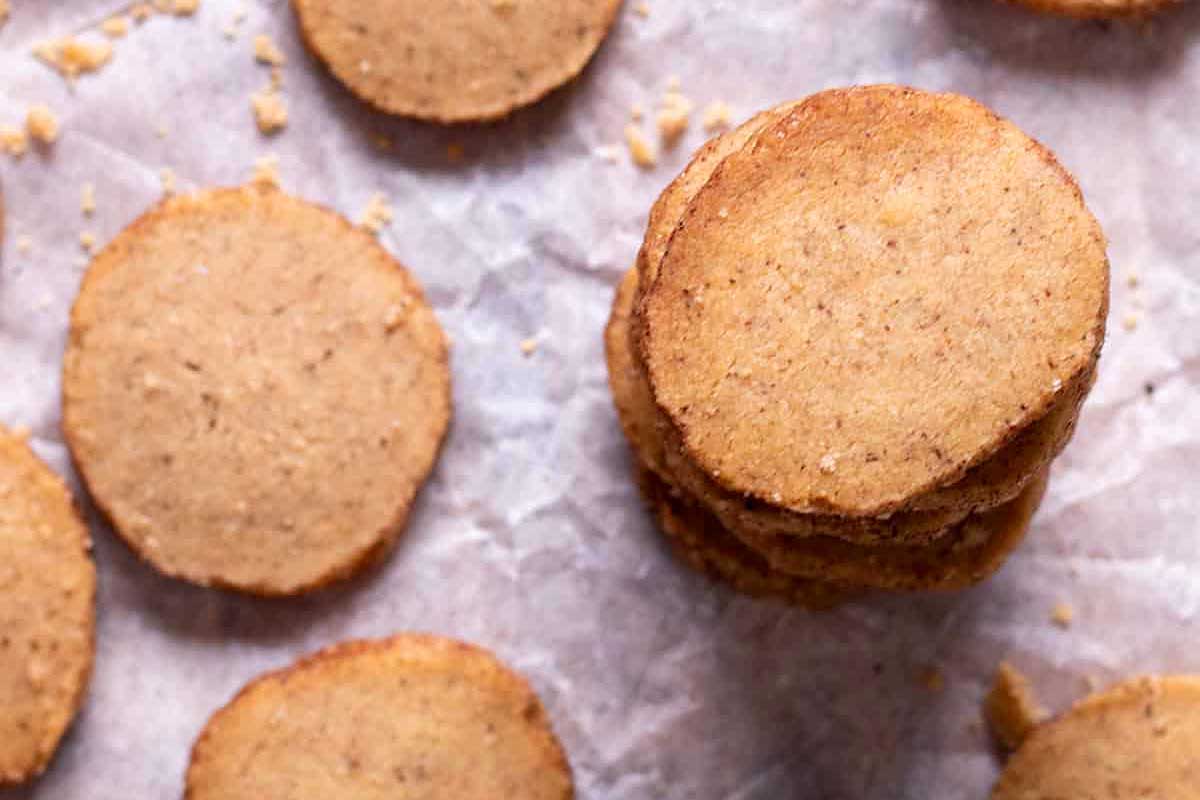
(1122, 311, 1140, 331)
(634, 1, 650, 16)
(702, 101, 732, 132)
(131, 3, 154, 22)
(16, 235, 32, 254)
(985, 661, 1045, 751)
(251, 87, 288, 134)
(81, 183, 96, 215)
(33, 37, 114, 80)
(160, 167, 177, 196)
(250, 155, 280, 188)
(1125, 271, 1140, 288)
(26, 105, 59, 145)
(359, 193, 393, 235)
(0, 125, 28, 157)
(80, 231, 97, 254)
(155, 122, 169, 139)
(253, 34, 285, 66)
(657, 89, 692, 147)
(630, 103, 644, 122)
(172, 0, 201, 15)
(624, 124, 656, 168)
(1051, 601, 1074, 628)
(102, 15, 130, 37)
(520, 337, 539, 356)
(446, 142, 465, 163)
(920, 666, 945, 692)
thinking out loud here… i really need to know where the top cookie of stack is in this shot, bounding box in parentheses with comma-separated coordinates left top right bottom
(611, 85, 1108, 600)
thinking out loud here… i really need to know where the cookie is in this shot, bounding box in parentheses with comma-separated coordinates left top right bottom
(1006, 0, 1179, 18)
(186, 634, 574, 800)
(62, 186, 451, 596)
(992, 676, 1200, 798)
(291, 0, 623, 123)
(635, 466, 855, 609)
(0, 425, 96, 786)
(639, 85, 1108, 518)
(735, 470, 1048, 591)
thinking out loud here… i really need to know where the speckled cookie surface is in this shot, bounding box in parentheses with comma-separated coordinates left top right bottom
(736, 471, 1048, 591)
(291, 0, 622, 122)
(635, 467, 855, 609)
(640, 85, 1108, 518)
(0, 426, 95, 786)
(62, 186, 451, 596)
(1006, 0, 1179, 18)
(993, 676, 1200, 799)
(186, 635, 574, 800)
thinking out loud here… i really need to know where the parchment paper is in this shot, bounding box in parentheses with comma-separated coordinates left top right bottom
(1, 1, 1198, 797)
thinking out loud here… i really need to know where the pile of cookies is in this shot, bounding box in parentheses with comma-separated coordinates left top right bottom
(607, 85, 1109, 606)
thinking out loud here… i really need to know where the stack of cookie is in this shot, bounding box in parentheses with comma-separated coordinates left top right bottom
(606, 85, 1109, 607)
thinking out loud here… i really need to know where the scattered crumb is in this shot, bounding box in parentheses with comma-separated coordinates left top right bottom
(1051, 601, 1074, 628)
(666, 75, 681, 91)
(519, 337, 539, 357)
(81, 183, 96, 215)
(446, 142, 465, 163)
(0, 125, 28, 157)
(657, 89, 692, 147)
(372, 133, 394, 152)
(634, 1, 650, 16)
(251, 87, 288, 134)
(624, 124, 656, 168)
(359, 192, 393, 235)
(25, 105, 59, 145)
(222, 24, 239, 40)
(702, 101, 732, 132)
(160, 167, 177, 195)
(985, 662, 1046, 751)
(595, 144, 621, 163)
(80, 231, 97, 254)
(33, 37, 114, 80)
(1122, 311, 1140, 331)
(250, 154, 280, 188)
(1144, 381, 1156, 397)
(131, 4, 154, 22)
(102, 15, 130, 37)
(270, 66, 284, 90)
(253, 33, 285, 66)
(630, 103, 644, 122)
(1126, 271, 1140, 288)
(155, 122, 169, 139)
(16, 236, 32, 254)
(172, 0, 201, 15)
(919, 666, 945, 692)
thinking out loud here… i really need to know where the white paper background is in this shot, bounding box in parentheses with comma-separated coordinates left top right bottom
(1, 1, 1198, 797)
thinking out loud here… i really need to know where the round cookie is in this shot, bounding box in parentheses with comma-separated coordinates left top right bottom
(639, 85, 1108, 518)
(291, 0, 623, 123)
(635, 466, 855, 609)
(0, 425, 95, 786)
(62, 186, 451, 596)
(1006, 0, 1179, 18)
(186, 635, 574, 800)
(736, 471, 1048, 591)
(993, 676, 1200, 798)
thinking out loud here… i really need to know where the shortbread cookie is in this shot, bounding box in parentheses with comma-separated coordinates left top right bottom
(736, 471, 1047, 591)
(639, 85, 1108, 518)
(993, 676, 1200, 798)
(186, 635, 573, 800)
(291, 0, 623, 122)
(636, 466, 854, 609)
(0, 426, 95, 786)
(62, 186, 451, 596)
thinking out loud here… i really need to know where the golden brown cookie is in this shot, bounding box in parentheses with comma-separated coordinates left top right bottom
(735, 471, 1048, 591)
(186, 634, 574, 800)
(992, 676, 1200, 798)
(639, 85, 1108, 519)
(0, 425, 96, 786)
(291, 0, 623, 123)
(62, 186, 451, 596)
(1005, 0, 1179, 18)
(635, 466, 855, 609)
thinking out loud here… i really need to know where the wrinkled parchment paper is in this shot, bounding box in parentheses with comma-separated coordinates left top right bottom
(1, 1, 1198, 797)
